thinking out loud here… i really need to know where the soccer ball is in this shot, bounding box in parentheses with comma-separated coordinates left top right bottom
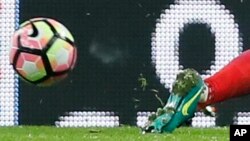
(9, 17, 77, 86)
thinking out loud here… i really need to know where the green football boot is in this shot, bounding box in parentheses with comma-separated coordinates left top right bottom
(143, 68, 205, 133)
(162, 78, 205, 132)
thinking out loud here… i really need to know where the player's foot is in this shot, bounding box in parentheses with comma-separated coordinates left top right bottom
(143, 69, 206, 133)
(142, 109, 174, 133)
(162, 78, 205, 132)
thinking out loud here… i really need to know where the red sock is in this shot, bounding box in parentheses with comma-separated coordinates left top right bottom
(200, 50, 250, 107)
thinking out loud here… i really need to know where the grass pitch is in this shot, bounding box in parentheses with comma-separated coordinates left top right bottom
(0, 126, 229, 141)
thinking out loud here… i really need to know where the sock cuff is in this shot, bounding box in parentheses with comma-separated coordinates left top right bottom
(199, 83, 209, 103)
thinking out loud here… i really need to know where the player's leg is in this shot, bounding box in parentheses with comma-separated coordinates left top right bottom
(144, 50, 250, 133)
(166, 49, 250, 132)
(161, 49, 250, 132)
(199, 50, 250, 107)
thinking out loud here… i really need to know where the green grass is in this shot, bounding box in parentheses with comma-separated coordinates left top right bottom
(0, 126, 229, 141)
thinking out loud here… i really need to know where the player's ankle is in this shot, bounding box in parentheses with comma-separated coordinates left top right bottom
(199, 83, 209, 103)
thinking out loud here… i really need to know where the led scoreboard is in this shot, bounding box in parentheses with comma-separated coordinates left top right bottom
(0, 0, 250, 126)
